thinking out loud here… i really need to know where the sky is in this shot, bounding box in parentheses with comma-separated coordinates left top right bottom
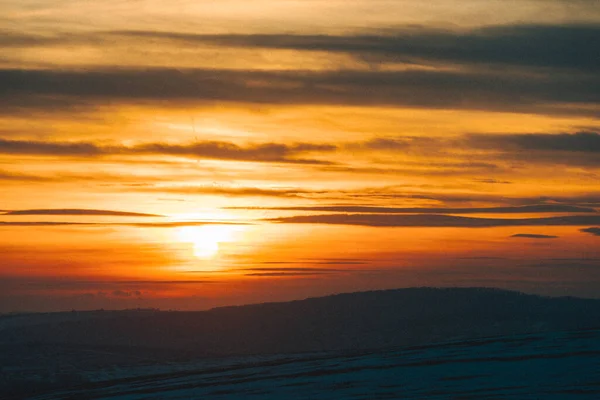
(1, 0, 600, 312)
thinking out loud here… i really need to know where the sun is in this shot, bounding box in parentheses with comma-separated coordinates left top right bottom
(175, 225, 240, 259)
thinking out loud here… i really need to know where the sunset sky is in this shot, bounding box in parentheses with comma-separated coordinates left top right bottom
(1, 0, 600, 312)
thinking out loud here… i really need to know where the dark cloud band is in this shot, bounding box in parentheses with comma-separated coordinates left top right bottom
(111, 24, 600, 73)
(0, 138, 335, 165)
(1, 67, 598, 116)
(510, 234, 559, 239)
(268, 214, 600, 227)
(3, 209, 161, 217)
(232, 204, 597, 214)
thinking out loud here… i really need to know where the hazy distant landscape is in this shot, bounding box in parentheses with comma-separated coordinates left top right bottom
(3, 287, 600, 399)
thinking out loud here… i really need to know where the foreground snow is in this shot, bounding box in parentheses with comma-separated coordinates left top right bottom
(28, 328, 600, 399)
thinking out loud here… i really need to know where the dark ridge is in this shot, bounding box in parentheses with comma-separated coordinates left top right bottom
(2, 287, 599, 358)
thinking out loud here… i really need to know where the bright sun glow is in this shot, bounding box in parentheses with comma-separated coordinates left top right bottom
(176, 225, 242, 259)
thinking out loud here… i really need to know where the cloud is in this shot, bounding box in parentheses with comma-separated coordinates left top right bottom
(133, 141, 336, 164)
(0, 66, 597, 116)
(244, 272, 332, 277)
(259, 260, 368, 265)
(242, 267, 347, 272)
(238, 266, 378, 277)
(342, 131, 600, 167)
(474, 179, 512, 184)
(112, 24, 600, 72)
(112, 290, 142, 297)
(0, 169, 54, 182)
(145, 186, 327, 198)
(5, 23, 598, 73)
(0, 221, 249, 228)
(510, 234, 559, 239)
(347, 189, 600, 208)
(344, 131, 600, 168)
(318, 163, 502, 177)
(199, 185, 600, 206)
(581, 227, 600, 236)
(467, 131, 600, 153)
(268, 214, 600, 227)
(231, 204, 596, 214)
(0, 138, 105, 156)
(0, 221, 86, 227)
(0, 138, 336, 164)
(0, 30, 73, 47)
(347, 137, 413, 151)
(3, 209, 161, 217)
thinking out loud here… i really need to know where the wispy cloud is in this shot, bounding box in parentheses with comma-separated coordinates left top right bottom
(581, 227, 600, 236)
(230, 204, 596, 214)
(510, 233, 559, 239)
(0, 277, 220, 291)
(0, 169, 54, 182)
(0, 138, 335, 164)
(152, 184, 600, 205)
(5, 23, 598, 73)
(244, 272, 332, 277)
(0, 221, 249, 228)
(258, 260, 368, 265)
(1, 66, 597, 116)
(2, 209, 161, 217)
(241, 268, 346, 273)
(110, 24, 600, 73)
(269, 214, 600, 227)
(466, 131, 600, 153)
(145, 186, 326, 198)
(239, 266, 374, 277)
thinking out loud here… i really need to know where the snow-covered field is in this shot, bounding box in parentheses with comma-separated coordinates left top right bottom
(25, 328, 600, 399)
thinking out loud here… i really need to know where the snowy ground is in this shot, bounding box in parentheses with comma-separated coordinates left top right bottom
(24, 328, 600, 399)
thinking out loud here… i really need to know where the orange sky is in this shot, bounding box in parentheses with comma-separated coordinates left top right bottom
(1, 0, 599, 312)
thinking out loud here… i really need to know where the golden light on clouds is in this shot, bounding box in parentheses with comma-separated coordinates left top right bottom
(1, 0, 599, 311)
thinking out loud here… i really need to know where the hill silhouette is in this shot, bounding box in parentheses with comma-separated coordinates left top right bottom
(2, 287, 600, 357)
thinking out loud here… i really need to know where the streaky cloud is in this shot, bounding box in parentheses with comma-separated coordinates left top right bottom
(581, 227, 600, 236)
(112, 24, 600, 72)
(145, 186, 326, 198)
(244, 272, 332, 277)
(259, 260, 368, 265)
(0, 169, 54, 182)
(1, 67, 597, 117)
(510, 234, 559, 239)
(0, 138, 335, 165)
(0, 221, 85, 227)
(241, 268, 347, 272)
(215, 186, 600, 206)
(467, 131, 600, 153)
(0, 221, 249, 228)
(230, 204, 597, 214)
(0, 277, 220, 289)
(3, 209, 161, 217)
(269, 214, 600, 227)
